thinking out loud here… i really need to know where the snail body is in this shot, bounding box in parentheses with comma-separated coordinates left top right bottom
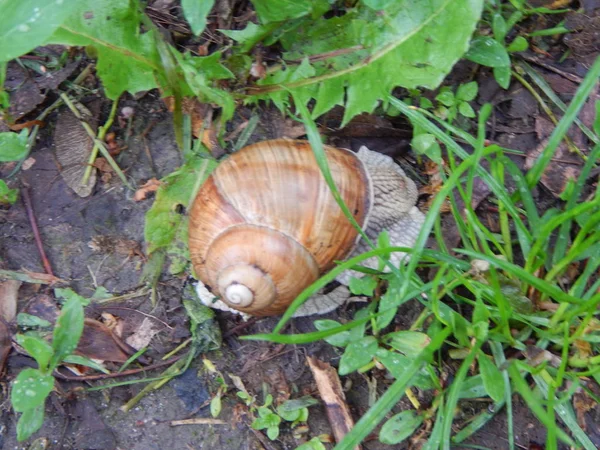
(189, 139, 424, 317)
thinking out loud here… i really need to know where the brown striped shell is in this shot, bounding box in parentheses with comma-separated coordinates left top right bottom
(188, 139, 372, 316)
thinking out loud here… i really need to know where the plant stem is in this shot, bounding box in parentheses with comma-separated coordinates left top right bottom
(59, 93, 133, 189)
(81, 97, 120, 185)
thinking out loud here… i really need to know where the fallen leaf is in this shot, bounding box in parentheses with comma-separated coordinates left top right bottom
(54, 103, 99, 197)
(0, 319, 11, 375)
(134, 178, 163, 201)
(0, 280, 20, 321)
(76, 318, 135, 363)
(125, 317, 162, 350)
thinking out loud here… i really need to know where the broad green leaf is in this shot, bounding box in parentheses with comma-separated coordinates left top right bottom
(11, 368, 54, 412)
(296, 437, 327, 450)
(182, 0, 215, 36)
(493, 65, 511, 89)
(0, 130, 29, 162)
(465, 36, 510, 67)
(458, 101, 475, 118)
(375, 348, 435, 390)
(16, 313, 51, 328)
(458, 375, 487, 399)
(251, 0, 328, 23)
(15, 335, 53, 372)
(251, 0, 484, 125)
(379, 410, 423, 444)
(252, 412, 281, 431)
(348, 276, 377, 296)
(210, 395, 222, 417)
(277, 396, 319, 416)
(266, 425, 279, 440)
(0, 179, 18, 205)
(339, 336, 378, 375)
(220, 22, 278, 53)
(50, 0, 161, 99)
(314, 320, 351, 347)
(435, 90, 455, 107)
(478, 352, 505, 403)
(492, 13, 507, 42)
(411, 133, 441, 163)
(0, 0, 85, 62)
(49, 295, 85, 370)
(363, 0, 397, 9)
(16, 404, 45, 442)
(382, 331, 431, 358)
(507, 36, 528, 53)
(145, 156, 217, 253)
(54, 287, 90, 306)
(456, 81, 478, 102)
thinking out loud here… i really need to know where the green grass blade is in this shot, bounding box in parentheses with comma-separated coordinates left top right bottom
(526, 55, 600, 188)
(333, 327, 452, 450)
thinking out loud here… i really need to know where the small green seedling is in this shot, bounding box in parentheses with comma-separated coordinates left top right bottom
(465, 7, 528, 88)
(11, 288, 93, 441)
(0, 179, 18, 205)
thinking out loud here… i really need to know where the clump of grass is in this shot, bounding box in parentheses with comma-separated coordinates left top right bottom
(243, 57, 600, 449)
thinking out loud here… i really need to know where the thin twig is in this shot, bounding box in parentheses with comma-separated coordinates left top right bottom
(53, 354, 184, 381)
(21, 186, 54, 276)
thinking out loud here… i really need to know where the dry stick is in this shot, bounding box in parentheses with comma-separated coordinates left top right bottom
(307, 356, 361, 450)
(170, 418, 226, 426)
(59, 93, 133, 189)
(81, 97, 120, 185)
(20, 186, 54, 276)
(53, 354, 184, 381)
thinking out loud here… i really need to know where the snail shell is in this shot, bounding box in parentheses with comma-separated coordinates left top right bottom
(188, 139, 372, 316)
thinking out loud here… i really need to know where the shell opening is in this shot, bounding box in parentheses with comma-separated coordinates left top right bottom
(224, 283, 253, 307)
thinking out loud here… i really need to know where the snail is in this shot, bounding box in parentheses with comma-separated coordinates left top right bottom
(189, 139, 425, 317)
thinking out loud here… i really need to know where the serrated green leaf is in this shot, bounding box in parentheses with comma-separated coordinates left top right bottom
(0, 179, 18, 205)
(144, 157, 217, 253)
(49, 295, 84, 370)
(16, 404, 45, 442)
(314, 320, 351, 347)
(383, 331, 431, 358)
(493, 65, 511, 89)
(456, 81, 478, 101)
(458, 101, 475, 118)
(15, 335, 53, 372)
(50, 0, 161, 99)
(0, 130, 29, 162)
(251, 0, 484, 124)
(465, 36, 510, 67)
(339, 336, 378, 375)
(11, 368, 54, 412)
(182, 0, 215, 36)
(507, 36, 528, 53)
(0, 0, 86, 62)
(478, 352, 505, 402)
(379, 410, 423, 444)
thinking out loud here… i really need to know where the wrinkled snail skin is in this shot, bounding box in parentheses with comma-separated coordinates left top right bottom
(188, 139, 372, 316)
(189, 139, 425, 317)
